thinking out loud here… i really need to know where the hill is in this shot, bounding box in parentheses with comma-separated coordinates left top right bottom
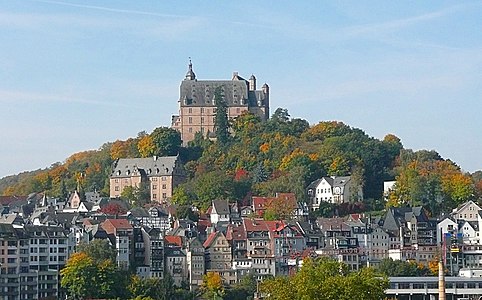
(1, 108, 480, 215)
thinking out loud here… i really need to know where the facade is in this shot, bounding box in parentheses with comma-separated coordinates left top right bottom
(102, 219, 134, 269)
(0, 224, 72, 300)
(186, 237, 205, 290)
(306, 176, 363, 209)
(109, 155, 186, 203)
(171, 61, 270, 143)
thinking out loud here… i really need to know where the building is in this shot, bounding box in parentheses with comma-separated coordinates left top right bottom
(306, 176, 363, 209)
(186, 237, 205, 290)
(102, 218, 134, 269)
(0, 224, 72, 300)
(109, 155, 186, 203)
(171, 60, 270, 143)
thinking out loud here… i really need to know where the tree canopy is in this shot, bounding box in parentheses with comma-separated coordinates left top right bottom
(260, 257, 389, 300)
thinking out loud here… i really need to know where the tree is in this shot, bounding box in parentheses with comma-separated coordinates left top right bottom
(214, 87, 229, 145)
(377, 258, 431, 277)
(261, 257, 388, 300)
(225, 273, 258, 300)
(201, 272, 225, 300)
(61, 252, 121, 299)
(138, 135, 156, 158)
(76, 239, 116, 264)
(99, 202, 128, 216)
(150, 127, 182, 156)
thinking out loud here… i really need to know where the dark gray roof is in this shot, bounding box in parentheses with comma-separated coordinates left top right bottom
(111, 156, 181, 178)
(212, 200, 230, 215)
(180, 66, 268, 108)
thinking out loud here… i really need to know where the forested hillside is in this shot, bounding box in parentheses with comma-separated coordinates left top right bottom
(1, 108, 480, 215)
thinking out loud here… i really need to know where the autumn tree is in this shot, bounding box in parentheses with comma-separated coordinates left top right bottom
(138, 135, 156, 157)
(201, 272, 225, 300)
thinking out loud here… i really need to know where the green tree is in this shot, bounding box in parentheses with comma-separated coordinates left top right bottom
(261, 257, 388, 300)
(214, 87, 229, 145)
(150, 127, 182, 156)
(377, 258, 431, 277)
(61, 252, 121, 299)
(193, 170, 234, 210)
(76, 239, 116, 264)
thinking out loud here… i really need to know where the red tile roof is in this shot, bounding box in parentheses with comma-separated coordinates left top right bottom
(165, 235, 183, 247)
(103, 218, 132, 229)
(243, 218, 270, 232)
(226, 224, 246, 241)
(203, 231, 218, 248)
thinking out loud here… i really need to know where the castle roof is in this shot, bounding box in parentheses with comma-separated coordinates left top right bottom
(110, 156, 180, 178)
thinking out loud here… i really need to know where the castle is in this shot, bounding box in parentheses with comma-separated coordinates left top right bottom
(171, 60, 270, 143)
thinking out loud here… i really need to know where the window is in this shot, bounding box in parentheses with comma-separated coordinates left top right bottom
(153, 194, 157, 199)
(188, 127, 192, 133)
(114, 186, 119, 191)
(188, 108, 192, 113)
(201, 117, 204, 124)
(188, 117, 192, 124)
(152, 184, 157, 190)
(162, 184, 166, 189)
(162, 193, 167, 198)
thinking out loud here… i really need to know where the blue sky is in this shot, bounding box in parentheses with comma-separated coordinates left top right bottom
(1, 1, 481, 178)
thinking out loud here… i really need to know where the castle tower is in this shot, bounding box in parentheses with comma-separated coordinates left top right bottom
(184, 58, 196, 81)
(249, 74, 256, 91)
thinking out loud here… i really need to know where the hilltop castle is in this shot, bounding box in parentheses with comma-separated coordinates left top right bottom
(171, 60, 270, 143)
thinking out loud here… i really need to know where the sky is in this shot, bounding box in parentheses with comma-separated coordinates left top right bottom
(0, 0, 481, 178)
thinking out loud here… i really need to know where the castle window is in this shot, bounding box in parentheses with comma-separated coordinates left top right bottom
(188, 108, 192, 113)
(189, 127, 192, 133)
(201, 108, 204, 113)
(201, 117, 204, 124)
(189, 117, 192, 124)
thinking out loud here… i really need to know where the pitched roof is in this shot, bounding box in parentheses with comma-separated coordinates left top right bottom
(0, 196, 28, 206)
(111, 156, 180, 178)
(103, 218, 132, 229)
(203, 231, 219, 248)
(243, 218, 269, 232)
(212, 200, 230, 215)
(165, 235, 183, 247)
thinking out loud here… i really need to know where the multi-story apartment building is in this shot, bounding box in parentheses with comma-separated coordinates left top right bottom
(164, 246, 187, 287)
(102, 219, 133, 269)
(109, 155, 186, 203)
(186, 237, 205, 290)
(171, 61, 270, 143)
(203, 231, 236, 284)
(0, 224, 72, 300)
(141, 227, 164, 279)
(243, 218, 276, 279)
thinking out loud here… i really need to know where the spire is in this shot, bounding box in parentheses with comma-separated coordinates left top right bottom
(185, 57, 196, 80)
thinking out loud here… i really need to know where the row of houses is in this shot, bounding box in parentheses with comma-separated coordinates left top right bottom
(2, 186, 482, 299)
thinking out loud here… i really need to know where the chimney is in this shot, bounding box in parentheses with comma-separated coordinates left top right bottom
(438, 259, 446, 300)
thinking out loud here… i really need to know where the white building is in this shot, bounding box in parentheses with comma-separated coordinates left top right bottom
(306, 176, 363, 209)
